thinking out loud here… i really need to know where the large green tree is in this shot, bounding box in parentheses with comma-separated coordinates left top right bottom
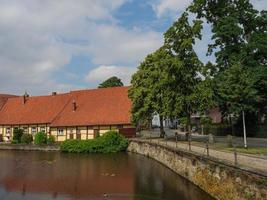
(163, 12, 214, 135)
(189, 0, 267, 110)
(98, 76, 123, 88)
(189, 0, 267, 143)
(129, 47, 173, 137)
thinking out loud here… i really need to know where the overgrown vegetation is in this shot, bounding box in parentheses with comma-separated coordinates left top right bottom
(21, 133, 33, 144)
(34, 131, 47, 145)
(33, 131, 56, 145)
(12, 129, 24, 143)
(60, 131, 129, 153)
(47, 135, 56, 145)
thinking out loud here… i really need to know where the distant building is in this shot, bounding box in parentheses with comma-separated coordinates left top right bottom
(0, 87, 135, 142)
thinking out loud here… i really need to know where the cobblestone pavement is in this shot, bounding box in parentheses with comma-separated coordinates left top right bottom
(135, 138, 267, 175)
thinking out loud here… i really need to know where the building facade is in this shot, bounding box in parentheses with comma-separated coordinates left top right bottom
(0, 87, 135, 142)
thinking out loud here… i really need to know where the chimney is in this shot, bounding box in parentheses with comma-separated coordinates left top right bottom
(72, 100, 77, 111)
(22, 91, 29, 105)
(23, 95, 26, 104)
(52, 92, 57, 96)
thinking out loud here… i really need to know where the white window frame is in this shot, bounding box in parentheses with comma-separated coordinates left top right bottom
(40, 127, 46, 132)
(31, 127, 37, 135)
(57, 128, 64, 136)
(23, 127, 28, 134)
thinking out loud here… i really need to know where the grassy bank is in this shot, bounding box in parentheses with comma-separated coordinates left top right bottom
(60, 131, 129, 153)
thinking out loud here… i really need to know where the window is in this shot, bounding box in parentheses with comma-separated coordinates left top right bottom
(57, 129, 64, 136)
(117, 125, 123, 129)
(40, 127, 46, 132)
(6, 128, 11, 135)
(23, 127, 28, 134)
(31, 127, 37, 135)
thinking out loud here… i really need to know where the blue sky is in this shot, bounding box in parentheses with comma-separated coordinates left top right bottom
(0, 0, 266, 95)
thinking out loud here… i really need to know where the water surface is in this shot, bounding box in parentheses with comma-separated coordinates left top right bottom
(0, 151, 213, 200)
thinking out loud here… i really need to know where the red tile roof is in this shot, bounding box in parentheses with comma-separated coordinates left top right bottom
(0, 94, 17, 110)
(51, 87, 131, 127)
(0, 87, 132, 126)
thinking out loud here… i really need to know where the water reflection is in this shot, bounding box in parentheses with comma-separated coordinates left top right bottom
(0, 151, 213, 200)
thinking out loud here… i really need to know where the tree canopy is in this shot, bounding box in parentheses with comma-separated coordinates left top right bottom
(129, 0, 266, 138)
(98, 76, 124, 88)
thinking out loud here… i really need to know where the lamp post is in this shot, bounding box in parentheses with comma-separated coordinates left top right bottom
(242, 110, 247, 149)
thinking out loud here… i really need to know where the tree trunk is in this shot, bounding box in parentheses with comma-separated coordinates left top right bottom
(159, 115, 165, 138)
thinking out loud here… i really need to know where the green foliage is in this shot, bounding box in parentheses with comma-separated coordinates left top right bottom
(60, 131, 129, 153)
(215, 64, 261, 115)
(21, 133, 33, 144)
(204, 124, 232, 136)
(200, 117, 212, 125)
(12, 129, 24, 143)
(98, 76, 123, 88)
(189, 0, 267, 123)
(163, 12, 215, 130)
(11, 140, 19, 144)
(47, 135, 56, 145)
(34, 131, 47, 145)
(129, 47, 172, 124)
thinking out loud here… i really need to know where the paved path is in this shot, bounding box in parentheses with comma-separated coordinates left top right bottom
(138, 138, 267, 175)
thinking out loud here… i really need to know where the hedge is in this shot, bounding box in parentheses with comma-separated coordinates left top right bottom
(60, 131, 129, 153)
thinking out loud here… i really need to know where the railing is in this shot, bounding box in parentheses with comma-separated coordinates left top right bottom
(135, 129, 267, 174)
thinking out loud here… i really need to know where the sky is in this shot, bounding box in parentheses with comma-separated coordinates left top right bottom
(0, 0, 266, 95)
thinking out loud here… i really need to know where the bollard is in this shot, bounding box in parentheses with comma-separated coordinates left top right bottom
(234, 145, 238, 166)
(206, 141, 209, 156)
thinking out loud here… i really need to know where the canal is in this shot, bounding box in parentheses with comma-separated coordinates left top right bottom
(0, 151, 214, 200)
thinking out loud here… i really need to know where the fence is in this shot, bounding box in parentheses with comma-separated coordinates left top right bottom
(136, 129, 267, 174)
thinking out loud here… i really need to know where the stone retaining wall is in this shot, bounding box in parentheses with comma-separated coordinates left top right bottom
(0, 144, 60, 151)
(128, 140, 267, 200)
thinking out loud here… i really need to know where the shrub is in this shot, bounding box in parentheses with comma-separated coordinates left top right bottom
(34, 131, 47, 145)
(47, 135, 56, 145)
(11, 140, 19, 144)
(60, 131, 129, 153)
(21, 133, 33, 144)
(12, 129, 24, 143)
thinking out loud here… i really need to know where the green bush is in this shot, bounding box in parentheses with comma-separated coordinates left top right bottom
(203, 123, 232, 136)
(21, 133, 33, 144)
(12, 129, 24, 143)
(60, 131, 129, 153)
(47, 135, 55, 145)
(34, 131, 47, 145)
(11, 140, 19, 144)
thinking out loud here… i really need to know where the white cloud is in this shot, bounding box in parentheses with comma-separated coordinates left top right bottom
(152, 0, 191, 18)
(85, 24, 162, 65)
(0, 0, 162, 95)
(85, 65, 137, 86)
